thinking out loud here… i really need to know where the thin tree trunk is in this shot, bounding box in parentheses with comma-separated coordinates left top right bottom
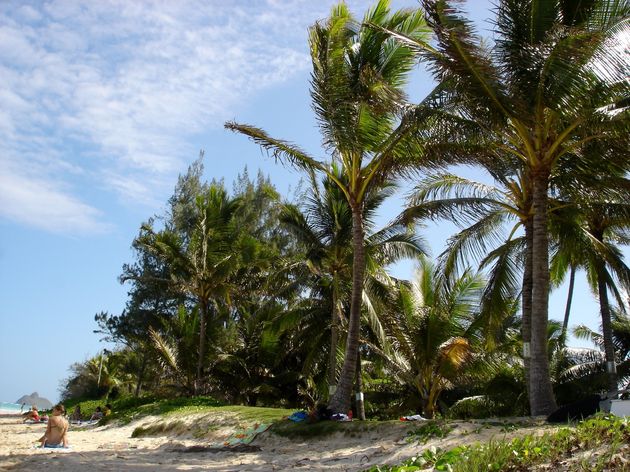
(560, 265, 576, 345)
(355, 349, 365, 420)
(135, 350, 147, 397)
(328, 203, 365, 414)
(522, 217, 533, 402)
(196, 299, 208, 395)
(529, 171, 557, 415)
(595, 255, 618, 396)
(328, 286, 339, 397)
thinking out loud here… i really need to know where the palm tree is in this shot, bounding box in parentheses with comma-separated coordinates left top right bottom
(552, 172, 630, 395)
(139, 184, 246, 393)
(225, 0, 431, 413)
(381, 0, 630, 414)
(211, 302, 286, 406)
(396, 169, 541, 408)
(280, 168, 426, 402)
(149, 306, 199, 396)
(374, 256, 487, 418)
(573, 307, 630, 393)
(280, 170, 353, 395)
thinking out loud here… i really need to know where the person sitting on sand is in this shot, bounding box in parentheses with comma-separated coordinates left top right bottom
(90, 406, 104, 421)
(22, 406, 40, 423)
(69, 405, 82, 422)
(38, 404, 69, 448)
(104, 403, 112, 416)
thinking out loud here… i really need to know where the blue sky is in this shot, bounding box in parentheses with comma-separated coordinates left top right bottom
(0, 0, 607, 404)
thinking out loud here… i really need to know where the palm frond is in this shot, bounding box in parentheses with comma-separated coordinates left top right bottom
(224, 122, 326, 182)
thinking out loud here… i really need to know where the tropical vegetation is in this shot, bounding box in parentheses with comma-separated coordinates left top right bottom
(61, 0, 629, 426)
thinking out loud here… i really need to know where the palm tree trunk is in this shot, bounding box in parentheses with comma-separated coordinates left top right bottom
(522, 217, 533, 401)
(529, 171, 557, 415)
(196, 299, 208, 395)
(560, 265, 576, 345)
(355, 349, 365, 420)
(328, 287, 339, 397)
(595, 256, 618, 396)
(328, 203, 365, 414)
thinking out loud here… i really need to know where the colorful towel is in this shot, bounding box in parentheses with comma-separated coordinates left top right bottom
(224, 423, 271, 446)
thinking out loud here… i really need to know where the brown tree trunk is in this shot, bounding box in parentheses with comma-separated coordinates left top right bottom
(328, 203, 365, 414)
(560, 265, 576, 345)
(522, 216, 533, 402)
(529, 171, 557, 415)
(196, 299, 208, 396)
(135, 351, 147, 397)
(328, 287, 339, 397)
(594, 254, 618, 396)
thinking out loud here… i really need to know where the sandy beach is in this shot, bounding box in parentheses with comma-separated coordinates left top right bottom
(0, 412, 557, 471)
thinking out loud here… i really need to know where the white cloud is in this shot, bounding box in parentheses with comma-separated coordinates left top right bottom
(0, 0, 373, 235)
(0, 159, 110, 235)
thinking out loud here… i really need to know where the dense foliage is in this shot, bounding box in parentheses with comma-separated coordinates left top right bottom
(61, 0, 630, 421)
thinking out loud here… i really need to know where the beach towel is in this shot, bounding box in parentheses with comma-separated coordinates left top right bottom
(400, 414, 427, 421)
(33, 444, 72, 452)
(24, 419, 47, 424)
(223, 423, 271, 446)
(70, 419, 99, 426)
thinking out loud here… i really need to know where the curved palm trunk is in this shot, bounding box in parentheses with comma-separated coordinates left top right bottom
(560, 265, 577, 345)
(328, 204, 365, 414)
(522, 217, 533, 400)
(529, 172, 557, 415)
(594, 256, 618, 396)
(328, 287, 340, 396)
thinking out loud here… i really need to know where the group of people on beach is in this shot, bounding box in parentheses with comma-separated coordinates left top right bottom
(22, 404, 69, 448)
(21, 405, 44, 423)
(21, 403, 112, 448)
(68, 403, 111, 422)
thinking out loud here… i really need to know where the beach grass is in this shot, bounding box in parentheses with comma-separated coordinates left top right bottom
(365, 413, 630, 472)
(270, 418, 404, 439)
(62, 395, 223, 424)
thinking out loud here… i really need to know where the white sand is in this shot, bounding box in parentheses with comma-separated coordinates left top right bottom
(0, 413, 552, 471)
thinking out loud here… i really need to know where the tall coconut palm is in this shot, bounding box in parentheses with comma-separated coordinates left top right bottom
(381, 0, 630, 414)
(226, 0, 431, 413)
(280, 170, 353, 394)
(139, 184, 248, 393)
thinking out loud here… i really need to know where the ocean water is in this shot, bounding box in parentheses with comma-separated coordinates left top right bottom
(0, 402, 27, 414)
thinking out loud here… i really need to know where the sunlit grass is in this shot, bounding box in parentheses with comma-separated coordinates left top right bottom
(365, 414, 630, 472)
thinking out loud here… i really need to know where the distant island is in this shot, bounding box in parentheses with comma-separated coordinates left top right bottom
(15, 392, 52, 410)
